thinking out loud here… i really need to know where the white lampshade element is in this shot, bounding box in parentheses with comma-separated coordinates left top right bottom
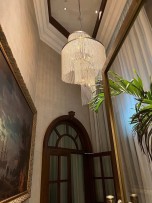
(61, 31, 106, 86)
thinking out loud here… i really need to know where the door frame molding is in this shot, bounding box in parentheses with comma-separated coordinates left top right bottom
(40, 112, 93, 203)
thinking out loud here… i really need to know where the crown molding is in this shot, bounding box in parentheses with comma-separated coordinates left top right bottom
(33, 0, 67, 54)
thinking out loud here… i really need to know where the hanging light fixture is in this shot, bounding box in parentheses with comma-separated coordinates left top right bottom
(61, 0, 106, 86)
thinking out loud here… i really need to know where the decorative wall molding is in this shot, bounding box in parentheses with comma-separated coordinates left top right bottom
(33, 0, 67, 53)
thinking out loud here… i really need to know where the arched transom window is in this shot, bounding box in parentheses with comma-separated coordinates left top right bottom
(48, 122, 82, 150)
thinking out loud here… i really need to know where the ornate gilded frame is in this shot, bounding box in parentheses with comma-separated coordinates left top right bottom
(101, 0, 145, 202)
(0, 26, 37, 203)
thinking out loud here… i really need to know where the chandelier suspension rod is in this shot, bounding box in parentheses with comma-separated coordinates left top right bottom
(78, 0, 83, 30)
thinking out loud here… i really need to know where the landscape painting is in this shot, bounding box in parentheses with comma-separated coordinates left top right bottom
(0, 48, 34, 202)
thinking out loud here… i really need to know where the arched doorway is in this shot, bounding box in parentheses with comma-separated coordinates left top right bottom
(40, 112, 93, 203)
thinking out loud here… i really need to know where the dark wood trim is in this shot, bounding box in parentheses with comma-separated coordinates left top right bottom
(91, 152, 117, 202)
(66, 123, 69, 134)
(48, 153, 71, 203)
(100, 156, 106, 203)
(94, 177, 114, 180)
(47, 0, 107, 38)
(48, 147, 86, 155)
(43, 115, 92, 152)
(40, 114, 93, 203)
(83, 155, 96, 203)
(54, 128, 60, 137)
(49, 180, 68, 183)
(58, 156, 60, 203)
(50, 16, 69, 38)
(68, 154, 72, 203)
(92, 0, 107, 38)
(56, 134, 79, 149)
(47, 0, 69, 38)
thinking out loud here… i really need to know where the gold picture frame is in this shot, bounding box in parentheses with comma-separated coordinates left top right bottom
(101, 0, 145, 202)
(0, 26, 37, 203)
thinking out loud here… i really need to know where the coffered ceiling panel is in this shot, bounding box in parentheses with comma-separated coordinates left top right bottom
(49, 0, 103, 37)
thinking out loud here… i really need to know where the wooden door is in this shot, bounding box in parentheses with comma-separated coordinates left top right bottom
(92, 152, 117, 203)
(49, 152, 71, 203)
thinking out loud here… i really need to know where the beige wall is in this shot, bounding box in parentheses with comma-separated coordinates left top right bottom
(30, 41, 91, 203)
(0, 0, 40, 102)
(0, 0, 91, 202)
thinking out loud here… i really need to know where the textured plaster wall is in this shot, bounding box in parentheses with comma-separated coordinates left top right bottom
(29, 41, 91, 203)
(0, 0, 40, 102)
(0, 0, 91, 203)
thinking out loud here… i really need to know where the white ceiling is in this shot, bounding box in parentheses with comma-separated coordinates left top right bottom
(33, 0, 127, 54)
(50, 0, 101, 35)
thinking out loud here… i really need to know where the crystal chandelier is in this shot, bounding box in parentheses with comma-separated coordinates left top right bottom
(61, 31, 106, 86)
(61, 0, 106, 87)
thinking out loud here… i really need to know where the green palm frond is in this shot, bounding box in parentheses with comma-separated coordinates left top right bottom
(89, 70, 152, 160)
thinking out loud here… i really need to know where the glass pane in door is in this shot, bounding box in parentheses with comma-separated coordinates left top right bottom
(105, 179, 115, 197)
(61, 156, 68, 180)
(92, 153, 116, 202)
(93, 157, 101, 177)
(50, 156, 58, 180)
(49, 183, 58, 203)
(48, 130, 58, 146)
(60, 182, 68, 203)
(95, 179, 104, 202)
(56, 124, 66, 135)
(102, 156, 113, 177)
(71, 154, 85, 203)
(68, 125, 77, 137)
(58, 136, 76, 149)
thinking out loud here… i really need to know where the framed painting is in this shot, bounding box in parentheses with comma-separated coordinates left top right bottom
(0, 26, 37, 203)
